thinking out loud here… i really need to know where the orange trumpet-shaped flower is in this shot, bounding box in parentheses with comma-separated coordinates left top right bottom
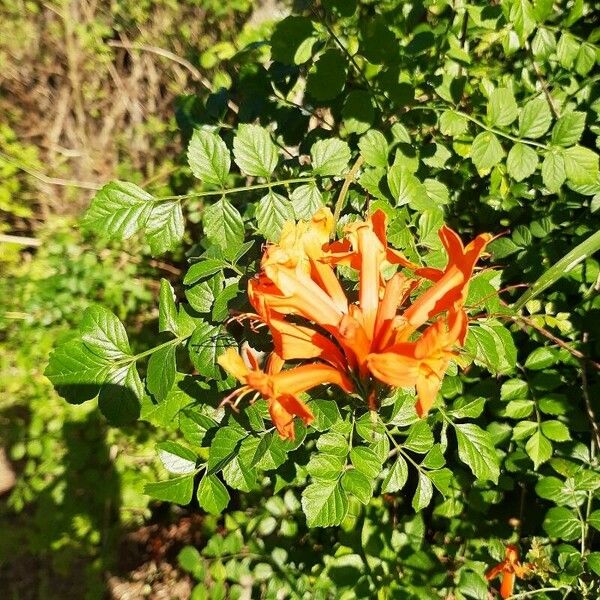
(218, 206, 491, 439)
(486, 545, 532, 599)
(217, 347, 353, 440)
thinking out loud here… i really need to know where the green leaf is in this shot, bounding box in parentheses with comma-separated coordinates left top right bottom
(535, 476, 567, 503)
(531, 28, 556, 60)
(302, 479, 348, 527)
(256, 191, 294, 241)
(404, 421, 434, 453)
(458, 570, 488, 600)
(222, 456, 257, 492)
(98, 362, 143, 424)
(189, 320, 235, 380)
(311, 138, 351, 176)
(439, 110, 468, 137)
(507, 143, 539, 181)
(45, 340, 111, 403)
(159, 279, 179, 335)
(487, 88, 518, 127)
(424, 179, 450, 206)
(519, 97, 552, 138)
(290, 182, 324, 220)
(81, 305, 131, 360)
(588, 510, 600, 532)
(587, 553, 600, 577)
(350, 447, 382, 479)
(317, 432, 349, 458)
(202, 198, 245, 258)
(542, 150, 566, 192)
(358, 130, 388, 168)
(449, 397, 486, 419)
(185, 273, 222, 314)
(524, 347, 557, 370)
(342, 90, 374, 135)
(180, 411, 218, 446)
(307, 453, 345, 480)
(308, 399, 341, 431)
(381, 455, 408, 493)
(513, 229, 600, 310)
(83, 181, 154, 240)
(341, 470, 373, 504)
(501, 378, 528, 401)
(504, 400, 534, 419)
(563, 146, 599, 185)
(184, 259, 228, 285)
(412, 472, 433, 511)
(576, 43, 596, 76)
(541, 420, 571, 442)
(178, 546, 204, 578)
(187, 129, 230, 187)
(306, 49, 347, 101)
(465, 321, 516, 375)
(526, 430, 553, 469)
(557, 32, 579, 68)
(232, 124, 279, 178)
(197, 474, 230, 515)
(512, 420, 538, 441)
(270, 15, 317, 65)
(470, 132, 504, 172)
(543, 506, 581, 541)
(146, 344, 177, 402)
(551, 112, 586, 147)
(145, 474, 194, 504)
(208, 426, 246, 472)
(145, 200, 184, 255)
(387, 164, 426, 207)
(157, 441, 197, 474)
(510, 0, 536, 43)
(455, 423, 499, 483)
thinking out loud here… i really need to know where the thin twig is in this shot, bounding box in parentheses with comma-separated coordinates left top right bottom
(580, 332, 600, 450)
(525, 42, 560, 118)
(0, 234, 41, 247)
(332, 155, 365, 229)
(107, 40, 239, 114)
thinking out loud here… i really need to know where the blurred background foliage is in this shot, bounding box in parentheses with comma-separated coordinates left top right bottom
(1, 0, 600, 598)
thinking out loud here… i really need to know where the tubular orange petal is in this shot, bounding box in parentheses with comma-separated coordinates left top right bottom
(367, 346, 420, 388)
(277, 393, 314, 425)
(268, 317, 347, 369)
(485, 562, 507, 581)
(310, 259, 349, 313)
(338, 313, 371, 372)
(271, 362, 354, 396)
(373, 273, 415, 350)
(356, 225, 385, 339)
(415, 366, 446, 417)
(268, 399, 296, 440)
(218, 348, 251, 382)
(500, 572, 516, 599)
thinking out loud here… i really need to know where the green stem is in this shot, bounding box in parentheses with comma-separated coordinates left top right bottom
(505, 587, 571, 600)
(160, 177, 316, 201)
(513, 229, 600, 311)
(115, 336, 187, 366)
(459, 112, 548, 149)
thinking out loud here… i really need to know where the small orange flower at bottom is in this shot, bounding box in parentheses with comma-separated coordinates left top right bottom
(486, 545, 532, 599)
(217, 347, 354, 440)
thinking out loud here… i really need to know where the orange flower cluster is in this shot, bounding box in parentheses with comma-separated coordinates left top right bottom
(486, 545, 532, 598)
(218, 208, 491, 440)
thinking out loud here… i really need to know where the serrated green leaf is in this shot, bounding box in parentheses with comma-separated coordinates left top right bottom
(507, 143, 539, 181)
(504, 400, 534, 419)
(487, 88, 518, 127)
(576, 43, 596, 76)
(563, 145, 599, 185)
(543, 506, 581, 540)
(202, 198, 245, 258)
(157, 441, 197, 474)
(349, 447, 382, 478)
(387, 164, 426, 207)
(358, 129, 388, 168)
(405, 421, 434, 453)
(439, 110, 468, 137)
(83, 181, 154, 240)
(306, 49, 347, 101)
(159, 279, 179, 335)
(524, 347, 557, 370)
(146, 344, 177, 402)
(307, 453, 345, 480)
(317, 432, 349, 457)
(381, 455, 408, 493)
(455, 423, 499, 483)
(187, 129, 230, 187)
(308, 399, 341, 431)
(526, 430, 553, 469)
(341, 470, 373, 504)
(256, 191, 294, 241)
(80, 305, 131, 360)
(290, 182, 324, 220)
(501, 379, 528, 401)
(185, 273, 223, 314)
(557, 32, 579, 68)
(311, 138, 351, 176)
(197, 474, 230, 515)
(541, 420, 571, 442)
(542, 150, 566, 192)
(551, 112, 586, 147)
(146, 200, 184, 255)
(98, 362, 143, 424)
(184, 259, 227, 285)
(510, 0, 536, 43)
(233, 124, 279, 178)
(302, 479, 348, 527)
(145, 474, 194, 504)
(208, 426, 246, 472)
(412, 472, 433, 511)
(222, 456, 257, 492)
(470, 132, 504, 171)
(189, 320, 235, 380)
(519, 97, 552, 139)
